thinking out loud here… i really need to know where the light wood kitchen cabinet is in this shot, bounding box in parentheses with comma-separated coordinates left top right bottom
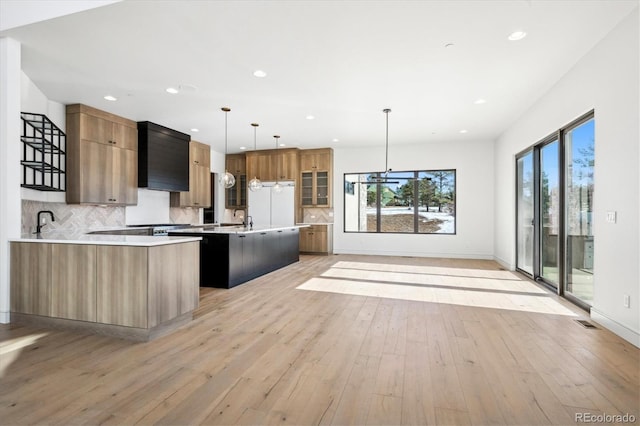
(97, 245, 148, 328)
(96, 243, 199, 328)
(50, 244, 97, 321)
(10, 243, 97, 321)
(299, 224, 333, 254)
(66, 104, 138, 205)
(246, 148, 299, 182)
(300, 148, 333, 207)
(225, 153, 247, 208)
(10, 243, 51, 316)
(10, 240, 200, 340)
(171, 140, 211, 208)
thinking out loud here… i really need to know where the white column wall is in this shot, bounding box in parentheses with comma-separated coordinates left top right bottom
(494, 9, 639, 346)
(0, 37, 22, 323)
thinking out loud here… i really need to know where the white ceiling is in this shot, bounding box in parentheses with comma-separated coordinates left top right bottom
(1, 0, 637, 154)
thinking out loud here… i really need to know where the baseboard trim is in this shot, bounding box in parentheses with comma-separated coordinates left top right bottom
(493, 255, 515, 271)
(590, 309, 640, 348)
(333, 249, 494, 260)
(11, 312, 193, 342)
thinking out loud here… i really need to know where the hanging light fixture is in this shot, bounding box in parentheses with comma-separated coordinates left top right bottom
(248, 123, 263, 192)
(272, 135, 283, 193)
(221, 107, 236, 189)
(370, 108, 399, 184)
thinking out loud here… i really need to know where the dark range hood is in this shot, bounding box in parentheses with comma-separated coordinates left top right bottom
(137, 121, 190, 192)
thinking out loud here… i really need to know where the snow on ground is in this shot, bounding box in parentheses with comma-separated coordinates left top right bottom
(366, 207, 456, 233)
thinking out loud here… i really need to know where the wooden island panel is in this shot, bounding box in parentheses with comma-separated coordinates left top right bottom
(147, 242, 199, 327)
(96, 245, 148, 328)
(50, 244, 97, 322)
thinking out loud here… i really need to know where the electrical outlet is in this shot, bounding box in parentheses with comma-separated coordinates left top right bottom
(606, 211, 617, 223)
(623, 295, 630, 308)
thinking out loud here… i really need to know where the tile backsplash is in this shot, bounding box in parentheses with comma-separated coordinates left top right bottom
(22, 200, 201, 234)
(302, 207, 334, 224)
(22, 200, 125, 234)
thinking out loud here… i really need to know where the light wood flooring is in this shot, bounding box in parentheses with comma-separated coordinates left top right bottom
(1, 254, 638, 425)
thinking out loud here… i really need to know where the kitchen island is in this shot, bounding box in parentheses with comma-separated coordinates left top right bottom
(9, 233, 201, 341)
(169, 225, 307, 288)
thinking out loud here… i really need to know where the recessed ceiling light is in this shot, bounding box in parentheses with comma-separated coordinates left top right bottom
(191, 128, 199, 132)
(104, 95, 117, 101)
(166, 87, 179, 94)
(459, 129, 468, 134)
(473, 98, 487, 105)
(306, 115, 315, 120)
(332, 138, 339, 142)
(239, 146, 247, 150)
(253, 70, 267, 78)
(508, 31, 527, 41)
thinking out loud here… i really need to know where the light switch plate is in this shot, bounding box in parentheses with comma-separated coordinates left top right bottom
(606, 211, 617, 223)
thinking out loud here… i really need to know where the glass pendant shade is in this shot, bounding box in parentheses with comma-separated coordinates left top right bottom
(222, 170, 235, 189)
(249, 177, 263, 191)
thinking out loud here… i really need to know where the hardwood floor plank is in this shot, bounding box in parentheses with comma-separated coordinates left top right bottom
(1, 254, 637, 425)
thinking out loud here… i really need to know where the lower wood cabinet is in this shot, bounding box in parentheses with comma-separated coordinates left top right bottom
(10, 241, 199, 332)
(299, 224, 333, 254)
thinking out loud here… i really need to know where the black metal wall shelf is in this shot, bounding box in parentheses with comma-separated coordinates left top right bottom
(21, 112, 66, 192)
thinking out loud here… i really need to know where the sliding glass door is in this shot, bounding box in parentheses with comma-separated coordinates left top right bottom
(564, 117, 595, 305)
(540, 140, 560, 288)
(516, 152, 534, 275)
(515, 111, 594, 308)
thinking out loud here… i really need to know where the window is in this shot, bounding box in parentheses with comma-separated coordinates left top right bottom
(344, 169, 456, 234)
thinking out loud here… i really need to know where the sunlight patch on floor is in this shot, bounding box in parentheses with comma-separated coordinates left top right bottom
(0, 332, 49, 377)
(297, 263, 578, 317)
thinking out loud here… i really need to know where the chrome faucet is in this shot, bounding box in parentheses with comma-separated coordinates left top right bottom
(36, 210, 55, 234)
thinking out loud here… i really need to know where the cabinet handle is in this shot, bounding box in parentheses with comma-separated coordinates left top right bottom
(238, 235, 246, 238)
(277, 230, 283, 233)
(194, 160, 199, 164)
(260, 232, 267, 235)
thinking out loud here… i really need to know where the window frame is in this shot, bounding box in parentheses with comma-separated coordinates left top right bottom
(343, 168, 457, 235)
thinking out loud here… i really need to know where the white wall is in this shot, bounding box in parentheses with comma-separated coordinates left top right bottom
(334, 139, 494, 259)
(494, 9, 639, 346)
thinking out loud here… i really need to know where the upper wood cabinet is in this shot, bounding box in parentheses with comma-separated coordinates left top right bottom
(246, 148, 299, 182)
(170, 140, 211, 208)
(300, 148, 333, 207)
(77, 113, 137, 150)
(225, 153, 247, 208)
(66, 104, 138, 205)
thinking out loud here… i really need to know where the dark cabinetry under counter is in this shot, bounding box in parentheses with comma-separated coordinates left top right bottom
(170, 228, 300, 288)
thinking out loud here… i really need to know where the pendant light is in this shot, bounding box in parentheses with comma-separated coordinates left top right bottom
(221, 107, 235, 189)
(372, 108, 399, 184)
(383, 108, 391, 177)
(272, 135, 283, 193)
(248, 123, 263, 192)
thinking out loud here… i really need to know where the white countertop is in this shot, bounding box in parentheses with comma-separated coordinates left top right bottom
(169, 224, 309, 235)
(11, 232, 202, 247)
